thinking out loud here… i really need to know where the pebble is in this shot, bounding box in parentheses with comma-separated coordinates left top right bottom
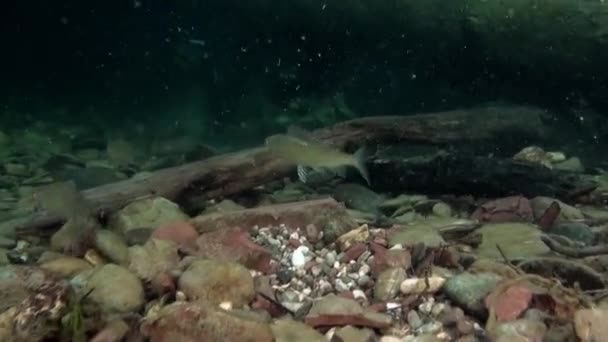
(334, 278, 350, 292)
(325, 251, 337, 265)
(291, 245, 309, 268)
(418, 322, 443, 335)
(277, 268, 294, 284)
(0, 236, 16, 249)
(407, 310, 423, 329)
(311, 265, 323, 277)
(432, 202, 452, 217)
(358, 263, 371, 277)
(357, 275, 371, 287)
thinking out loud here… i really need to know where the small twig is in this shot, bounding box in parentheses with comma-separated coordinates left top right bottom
(496, 243, 523, 274)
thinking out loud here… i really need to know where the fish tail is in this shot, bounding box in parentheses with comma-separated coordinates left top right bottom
(353, 146, 371, 185)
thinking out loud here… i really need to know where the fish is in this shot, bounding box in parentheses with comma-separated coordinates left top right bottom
(264, 126, 371, 185)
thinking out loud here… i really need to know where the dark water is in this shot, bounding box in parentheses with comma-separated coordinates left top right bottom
(2, 1, 608, 189)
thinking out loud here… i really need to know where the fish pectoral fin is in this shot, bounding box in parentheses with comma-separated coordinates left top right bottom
(297, 165, 312, 183)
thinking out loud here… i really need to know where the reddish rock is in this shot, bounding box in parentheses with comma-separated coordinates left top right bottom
(141, 302, 274, 342)
(372, 237, 388, 247)
(341, 243, 368, 262)
(471, 196, 534, 223)
(369, 242, 387, 256)
(288, 238, 301, 248)
(191, 227, 273, 273)
(486, 284, 533, 322)
(189, 198, 357, 234)
(305, 295, 392, 329)
(151, 221, 199, 248)
(370, 248, 411, 276)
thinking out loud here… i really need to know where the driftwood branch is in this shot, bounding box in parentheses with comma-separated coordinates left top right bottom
(14, 105, 551, 233)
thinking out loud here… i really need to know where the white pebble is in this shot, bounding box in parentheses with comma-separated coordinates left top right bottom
(334, 278, 350, 292)
(379, 337, 402, 342)
(289, 231, 300, 240)
(219, 301, 233, 310)
(352, 289, 367, 301)
(291, 246, 310, 268)
(358, 264, 371, 277)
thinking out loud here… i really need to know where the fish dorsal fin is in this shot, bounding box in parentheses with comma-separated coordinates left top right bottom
(286, 125, 317, 143)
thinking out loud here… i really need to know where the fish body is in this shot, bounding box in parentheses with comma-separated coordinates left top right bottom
(265, 132, 370, 185)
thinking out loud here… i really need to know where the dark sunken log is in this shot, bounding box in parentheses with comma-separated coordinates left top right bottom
(14, 105, 549, 233)
(368, 152, 595, 200)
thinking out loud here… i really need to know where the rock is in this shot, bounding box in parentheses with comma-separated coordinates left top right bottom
(574, 308, 608, 341)
(491, 319, 547, 342)
(3, 163, 28, 177)
(341, 242, 368, 263)
(0, 236, 15, 249)
(530, 197, 584, 222)
(553, 157, 584, 172)
(443, 272, 502, 316)
(190, 198, 357, 237)
(90, 319, 130, 342)
(334, 326, 377, 342)
(50, 217, 97, 256)
(95, 229, 129, 265)
(128, 239, 180, 291)
(0, 268, 69, 341)
(380, 194, 428, 209)
(305, 294, 392, 329)
(400, 276, 446, 295)
(485, 283, 533, 322)
(124, 227, 154, 245)
(332, 183, 385, 213)
(551, 222, 595, 245)
(370, 247, 411, 276)
(106, 138, 137, 166)
(337, 224, 370, 252)
(141, 302, 274, 342)
(374, 267, 407, 301)
(468, 259, 520, 279)
(109, 197, 189, 235)
(82, 264, 144, 314)
(305, 223, 321, 243)
(387, 223, 445, 248)
(39, 255, 92, 278)
(192, 227, 273, 273)
(475, 223, 549, 259)
(271, 319, 326, 342)
(432, 202, 452, 218)
(151, 221, 199, 248)
(178, 259, 255, 308)
(0, 249, 8, 266)
(471, 196, 533, 223)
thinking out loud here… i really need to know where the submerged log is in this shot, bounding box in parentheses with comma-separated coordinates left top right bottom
(368, 152, 595, 200)
(14, 105, 548, 233)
